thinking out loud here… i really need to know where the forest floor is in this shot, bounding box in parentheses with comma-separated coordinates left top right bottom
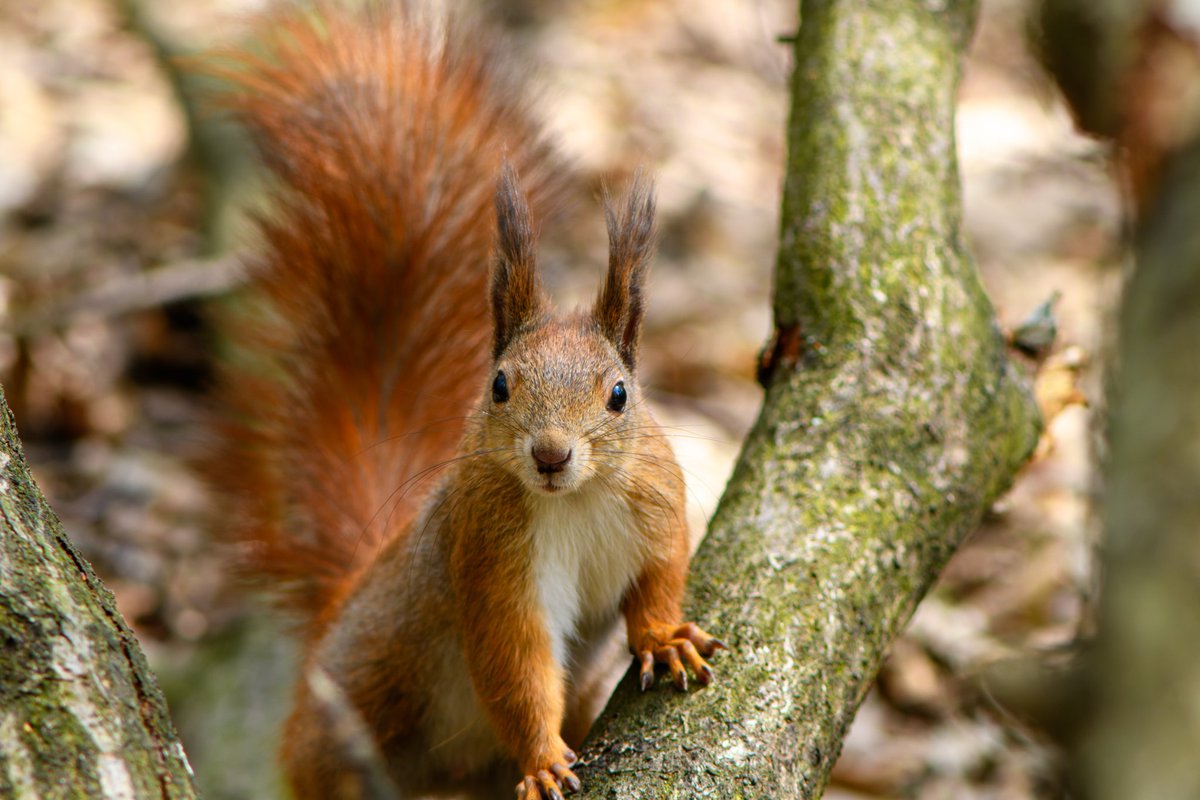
(0, 0, 1117, 797)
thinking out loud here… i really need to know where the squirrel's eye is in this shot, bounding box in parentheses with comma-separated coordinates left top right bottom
(607, 380, 627, 413)
(492, 370, 509, 403)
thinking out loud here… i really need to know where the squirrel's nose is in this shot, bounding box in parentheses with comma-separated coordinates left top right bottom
(532, 441, 572, 473)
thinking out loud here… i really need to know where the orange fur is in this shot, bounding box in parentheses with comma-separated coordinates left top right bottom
(209, 4, 722, 798)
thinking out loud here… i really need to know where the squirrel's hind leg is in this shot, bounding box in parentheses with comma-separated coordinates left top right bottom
(281, 662, 423, 800)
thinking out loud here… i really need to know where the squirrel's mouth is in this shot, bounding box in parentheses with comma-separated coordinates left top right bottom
(537, 473, 568, 492)
(531, 473, 578, 495)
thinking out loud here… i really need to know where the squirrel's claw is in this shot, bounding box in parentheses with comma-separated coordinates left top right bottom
(514, 766, 578, 799)
(676, 639, 710, 685)
(538, 770, 564, 800)
(658, 645, 688, 690)
(638, 651, 655, 691)
(675, 622, 727, 657)
(551, 762, 581, 793)
(636, 621, 726, 691)
(515, 744, 580, 798)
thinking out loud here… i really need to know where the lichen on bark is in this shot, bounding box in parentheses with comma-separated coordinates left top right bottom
(580, 0, 1040, 796)
(0, 387, 197, 799)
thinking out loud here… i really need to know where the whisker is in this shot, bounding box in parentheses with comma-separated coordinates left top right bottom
(590, 449, 718, 533)
(594, 427, 732, 445)
(352, 446, 515, 565)
(355, 414, 480, 455)
(403, 447, 527, 585)
(588, 455, 680, 528)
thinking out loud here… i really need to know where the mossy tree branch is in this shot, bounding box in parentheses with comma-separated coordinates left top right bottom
(0, 387, 197, 799)
(581, 0, 1040, 796)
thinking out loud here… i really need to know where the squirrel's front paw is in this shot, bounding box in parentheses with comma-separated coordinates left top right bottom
(635, 621, 727, 691)
(515, 740, 581, 799)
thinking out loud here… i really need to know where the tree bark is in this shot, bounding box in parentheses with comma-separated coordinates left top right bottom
(581, 0, 1040, 796)
(0, 387, 197, 799)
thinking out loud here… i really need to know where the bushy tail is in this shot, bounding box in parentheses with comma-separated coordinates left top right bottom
(209, 2, 562, 635)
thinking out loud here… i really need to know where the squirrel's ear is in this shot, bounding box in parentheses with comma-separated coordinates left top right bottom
(492, 161, 547, 361)
(595, 169, 656, 372)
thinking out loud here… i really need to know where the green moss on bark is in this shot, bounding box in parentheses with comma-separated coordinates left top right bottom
(0, 388, 198, 799)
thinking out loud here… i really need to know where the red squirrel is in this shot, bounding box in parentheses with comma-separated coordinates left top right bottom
(211, 3, 724, 797)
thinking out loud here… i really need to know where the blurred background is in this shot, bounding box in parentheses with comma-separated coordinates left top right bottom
(0, 0, 1113, 797)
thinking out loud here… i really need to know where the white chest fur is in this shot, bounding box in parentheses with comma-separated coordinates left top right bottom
(529, 484, 648, 668)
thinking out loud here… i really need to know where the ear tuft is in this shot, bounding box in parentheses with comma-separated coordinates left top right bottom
(595, 169, 657, 372)
(492, 160, 547, 360)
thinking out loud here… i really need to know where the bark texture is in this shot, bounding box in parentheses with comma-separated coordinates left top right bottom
(0, 387, 197, 799)
(581, 1, 1040, 796)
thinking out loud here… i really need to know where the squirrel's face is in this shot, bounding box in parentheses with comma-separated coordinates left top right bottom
(482, 319, 641, 496)
(483, 162, 657, 496)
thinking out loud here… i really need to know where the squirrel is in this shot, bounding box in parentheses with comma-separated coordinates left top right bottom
(209, 3, 724, 798)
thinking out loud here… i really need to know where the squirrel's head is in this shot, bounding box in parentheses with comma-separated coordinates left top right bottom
(481, 162, 656, 496)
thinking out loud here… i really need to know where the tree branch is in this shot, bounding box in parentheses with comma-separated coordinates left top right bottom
(0, 386, 197, 798)
(581, 0, 1040, 796)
